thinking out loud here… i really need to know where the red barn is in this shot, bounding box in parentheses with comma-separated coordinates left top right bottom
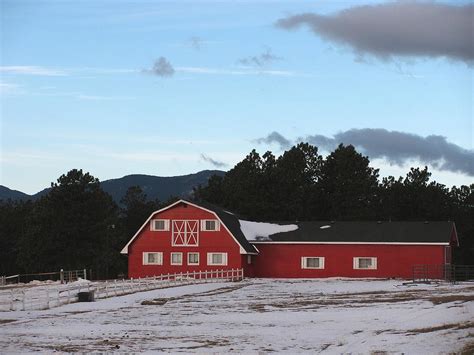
(121, 199, 458, 279)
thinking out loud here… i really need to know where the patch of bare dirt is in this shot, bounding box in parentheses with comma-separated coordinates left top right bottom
(428, 295, 474, 305)
(141, 283, 247, 306)
(405, 321, 474, 335)
(0, 319, 16, 324)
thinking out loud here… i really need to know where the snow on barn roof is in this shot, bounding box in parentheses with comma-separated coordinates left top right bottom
(239, 220, 298, 241)
(191, 201, 259, 254)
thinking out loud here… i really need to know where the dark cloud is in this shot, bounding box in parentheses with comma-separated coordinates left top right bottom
(276, 2, 473, 65)
(306, 129, 474, 176)
(238, 48, 282, 67)
(145, 57, 175, 77)
(255, 129, 474, 176)
(253, 131, 292, 150)
(200, 154, 227, 168)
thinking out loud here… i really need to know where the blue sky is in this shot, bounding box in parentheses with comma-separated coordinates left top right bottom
(1, 0, 472, 194)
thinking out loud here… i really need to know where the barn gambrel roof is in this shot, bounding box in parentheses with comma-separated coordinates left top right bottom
(244, 220, 458, 245)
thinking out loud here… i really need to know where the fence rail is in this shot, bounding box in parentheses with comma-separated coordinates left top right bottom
(0, 269, 87, 286)
(413, 264, 474, 283)
(0, 268, 243, 312)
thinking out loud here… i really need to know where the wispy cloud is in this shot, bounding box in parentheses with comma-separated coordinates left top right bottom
(189, 36, 204, 50)
(0, 66, 68, 76)
(0, 82, 22, 95)
(238, 48, 282, 67)
(200, 154, 227, 168)
(176, 66, 296, 77)
(276, 2, 473, 65)
(30, 91, 135, 101)
(143, 57, 175, 77)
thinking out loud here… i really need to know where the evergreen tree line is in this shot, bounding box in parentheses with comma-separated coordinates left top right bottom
(0, 169, 176, 279)
(194, 143, 473, 263)
(0, 143, 472, 278)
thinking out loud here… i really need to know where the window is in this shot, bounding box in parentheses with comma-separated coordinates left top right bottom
(247, 255, 252, 265)
(188, 252, 199, 265)
(353, 257, 377, 270)
(151, 219, 169, 231)
(301, 257, 325, 269)
(143, 252, 163, 265)
(171, 252, 183, 265)
(201, 219, 220, 231)
(207, 252, 228, 266)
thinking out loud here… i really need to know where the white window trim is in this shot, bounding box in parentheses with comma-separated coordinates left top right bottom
(201, 219, 220, 231)
(353, 257, 377, 270)
(150, 219, 170, 231)
(247, 255, 252, 265)
(187, 252, 200, 265)
(171, 252, 183, 265)
(207, 252, 228, 266)
(301, 257, 325, 269)
(142, 252, 163, 265)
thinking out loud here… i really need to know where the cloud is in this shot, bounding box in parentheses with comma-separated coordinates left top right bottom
(0, 82, 22, 95)
(253, 131, 292, 150)
(276, 2, 474, 65)
(238, 48, 282, 67)
(145, 57, 175, 77)
(189, 36, 204, 50)
(200, 154, 227, 168)
(176, 66, 296, 77)
(255, 129, 474, 176)
(305, 129, 474, 177)
(0, 66, 67, 76)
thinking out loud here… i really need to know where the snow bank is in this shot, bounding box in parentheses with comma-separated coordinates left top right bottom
(239, 220, 298, 241)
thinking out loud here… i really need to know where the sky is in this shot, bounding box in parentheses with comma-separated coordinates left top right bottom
(0, 0, 473, 194)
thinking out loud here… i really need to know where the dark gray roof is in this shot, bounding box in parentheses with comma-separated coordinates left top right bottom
(192, 201, 259, 254)
(260, 221, 455, 244)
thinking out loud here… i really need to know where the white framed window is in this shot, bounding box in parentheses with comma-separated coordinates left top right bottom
(247, 255, 252, 265)
(150, 219, 170, 231)
(301, 257, 325, 269)
(207, 252, 228, 266)
(171, 252, 183, 265)
(188, 252, 199, 265)
(201, 219, 220, 231)
(143, 252, 163, 265)
(353, 257, 377, 270)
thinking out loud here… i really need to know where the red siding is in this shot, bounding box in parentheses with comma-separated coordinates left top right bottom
(128, 203, 243, 278)
(251, 243, 446, 279)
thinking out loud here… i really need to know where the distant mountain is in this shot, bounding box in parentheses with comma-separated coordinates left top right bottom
(0, 170, 225, 204)
(101, 170, 224, 203)
(0, 186, 31, 201)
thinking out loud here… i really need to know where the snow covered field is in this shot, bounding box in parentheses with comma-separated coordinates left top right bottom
(0, 278, 473, 353)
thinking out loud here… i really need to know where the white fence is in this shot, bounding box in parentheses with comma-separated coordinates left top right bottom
(0, 268, 244, 311)
(0, 269, 87, 286)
